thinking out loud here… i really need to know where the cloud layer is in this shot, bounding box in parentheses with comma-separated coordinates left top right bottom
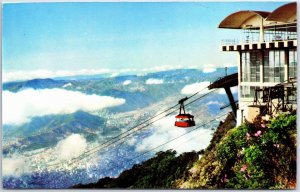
(55, 134, 87, 160)
(145, 78, 164, 85)
(217, 86, 238, 95)
(181, 81, 211, 95)
(3, 88, 125, 125)
(3, 65, 234, 83)
(2, 156, 29, 176)
(181, 82, 238, 96)
(3, 69, 111, 83)
(3, 65, 189, 82)
(202, 67, 216, 73)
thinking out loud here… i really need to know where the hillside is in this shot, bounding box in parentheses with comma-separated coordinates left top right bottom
(178, 111, 297, 189)
(73, 150, 199, 189)
(3, 111, 105, 154)
(73, 112, 296, 189)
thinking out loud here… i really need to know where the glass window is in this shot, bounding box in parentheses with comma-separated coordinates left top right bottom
(241, 52, 250, 82)
(289, 49, 297, 79)
(240, 86, 261, 98)
(250, 51, 261, 82)
(263, 51, 270, 82)
(241, 51, 260, 82)
(263, 50, 285, 82)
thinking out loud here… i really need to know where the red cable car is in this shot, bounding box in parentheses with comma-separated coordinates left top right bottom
(175, 97, 196, 128)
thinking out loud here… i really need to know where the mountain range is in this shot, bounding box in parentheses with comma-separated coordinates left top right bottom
(3, 67, 238, 189)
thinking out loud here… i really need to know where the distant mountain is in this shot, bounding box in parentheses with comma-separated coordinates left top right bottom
(141, 68, 237, 82)
(53, 73, 111, 81)
(3, 78, 68, 92)
(102, 89, 154, 112)
(3, 67, 238, 93)
(3, 67, 238, 153)
(3, 111, 105, 154)
(3, 67, 241, 189)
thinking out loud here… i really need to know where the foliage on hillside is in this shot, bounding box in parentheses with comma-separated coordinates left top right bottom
(178, 112, 296, 189)
(73, 150, 199, 189)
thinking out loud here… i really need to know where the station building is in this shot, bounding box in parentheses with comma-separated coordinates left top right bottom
(218, 2, 297, 125)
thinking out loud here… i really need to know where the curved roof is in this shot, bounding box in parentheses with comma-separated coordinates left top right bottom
(266, 2, 297, 23)
(219, 11, 270, 29)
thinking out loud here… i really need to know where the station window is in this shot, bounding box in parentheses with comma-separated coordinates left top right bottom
(289, 49, 297, 80)
(241, 51, 260, 82)
(240, 86, 261, 98)
(263, 50, 285, 82)
(241, 52, 250, 82)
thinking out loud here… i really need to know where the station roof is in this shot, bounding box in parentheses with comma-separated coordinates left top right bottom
(219, 2, 297, 30)
(266, 2, 297, 23)
(219, 11, 270, 29)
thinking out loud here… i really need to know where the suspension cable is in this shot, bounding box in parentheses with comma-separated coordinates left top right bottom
(43, 88, 217, 168)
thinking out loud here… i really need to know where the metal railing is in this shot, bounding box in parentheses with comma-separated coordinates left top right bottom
(221, 33, 297, 45)
(221, 23, 297, 45)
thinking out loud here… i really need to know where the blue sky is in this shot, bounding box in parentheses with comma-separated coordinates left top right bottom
(3, 2, 287, 80)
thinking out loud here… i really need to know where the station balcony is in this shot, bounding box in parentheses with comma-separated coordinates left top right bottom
(221, 24, 297, 51)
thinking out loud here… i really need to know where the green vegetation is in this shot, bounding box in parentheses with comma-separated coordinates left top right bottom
(180, 112, 296, 189)
(73, 150, 199, 188)
(73, 112, 296, 189)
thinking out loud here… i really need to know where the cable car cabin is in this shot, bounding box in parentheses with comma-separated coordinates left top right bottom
(175, 97, 196, 128)
(175, 114, 195, 128)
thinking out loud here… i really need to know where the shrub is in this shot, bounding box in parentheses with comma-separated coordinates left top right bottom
(215, 113, 296, 189)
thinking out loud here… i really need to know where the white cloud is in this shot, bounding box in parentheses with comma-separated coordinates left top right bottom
(207, 101, 224, 106)
(123, 80, 132, 86)
(181, 81, 211, 95)
(55, 134, 87, 161)
(2, 156, 29, 176)
(218, 86, 238, 94)
(62, 83, 72, 88)
(3, 69, 111, 82)
(145, 65, 184, 72)
(136, 116, 213, 154)
(127, 137, 137, 146)
(3, 65, 228, 83)
(2, 65, 209, 83)
(231, 86, 238, 94)
(3, 88, 125, 125)
(145, 78, 164, 85)
(2, 66, 174, 83)
(202, 67, 216, 73)
(110, 72, 120, 77)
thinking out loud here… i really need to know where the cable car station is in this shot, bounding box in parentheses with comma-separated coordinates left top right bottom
(218, 2, 297, 125)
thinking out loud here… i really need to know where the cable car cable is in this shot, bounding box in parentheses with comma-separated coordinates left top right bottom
(85, 111, 231, 175)
(118, 101, 253, 167)
(29, 83, 224, 170)
(63, 89, 218, 167)
(44, 88, 217, 169)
